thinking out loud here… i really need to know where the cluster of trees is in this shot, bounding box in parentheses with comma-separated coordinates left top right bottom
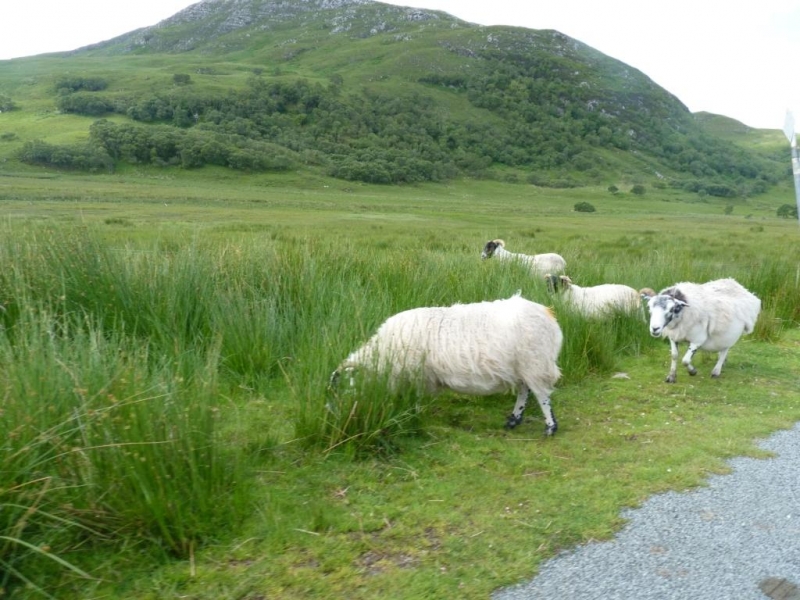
(22, 66, 786, 190)
(18, 139, 113, 172)
(88, 120, 295, 171)
(0, 94, 17, 112)
(777, 203, 798, 219)
(55, 76, 108, 93)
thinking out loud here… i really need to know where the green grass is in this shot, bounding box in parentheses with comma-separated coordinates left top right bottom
(0, 171, 799, 598)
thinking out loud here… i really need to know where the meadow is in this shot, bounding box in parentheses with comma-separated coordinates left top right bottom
(1, 168, 800, 599)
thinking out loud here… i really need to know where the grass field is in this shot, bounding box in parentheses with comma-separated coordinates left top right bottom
(1, 168, 799, 599)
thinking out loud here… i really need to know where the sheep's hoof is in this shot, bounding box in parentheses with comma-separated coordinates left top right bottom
(665, 374, 677, 383)
(687, 367, 697, 376)
(505, 414, 523, 429)
(544, 421, 558, 436)
(710, 372, 721, 378)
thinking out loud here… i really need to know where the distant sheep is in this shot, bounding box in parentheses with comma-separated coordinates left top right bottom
(481, 239, 566, 275)
(641, 278, 761, 383)
(331, 293, 563, 435)
(545, 274, 642, 317)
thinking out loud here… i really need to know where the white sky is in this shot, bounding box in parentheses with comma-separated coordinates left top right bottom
(1, 0, 798, 132)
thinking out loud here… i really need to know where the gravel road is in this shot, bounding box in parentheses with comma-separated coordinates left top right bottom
(493, 422, 800, 600)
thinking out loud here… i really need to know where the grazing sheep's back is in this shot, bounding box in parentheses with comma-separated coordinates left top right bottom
(424, 297, 562, 395)
(567, 283, 641, 316)
(531, 253, 567, 275)
(339, 295, 562, 395)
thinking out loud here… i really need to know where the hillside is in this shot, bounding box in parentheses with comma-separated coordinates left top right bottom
(0, 0, 788, 195)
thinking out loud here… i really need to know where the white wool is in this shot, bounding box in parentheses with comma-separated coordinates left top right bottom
(644, 278, 761, 382)
(335, 294, 563, 433)
(553, 278, 642, 317)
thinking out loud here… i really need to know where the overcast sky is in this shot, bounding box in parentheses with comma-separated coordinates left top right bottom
(1, 0, 798, 132)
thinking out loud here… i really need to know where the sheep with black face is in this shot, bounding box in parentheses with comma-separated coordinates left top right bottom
(481, 239, 566, 275)
(641, 278, 760, 383)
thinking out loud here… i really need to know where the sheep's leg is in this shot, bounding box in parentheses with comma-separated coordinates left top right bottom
(681, 343, 699, 377)
(711, 348, 729, 378)
(505, 385, 528, 430)
(506, 383, 558, 436)
(665, 339, 680, 383)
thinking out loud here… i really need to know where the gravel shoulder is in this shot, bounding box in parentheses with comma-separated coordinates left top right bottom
(493, 423, 800, 600)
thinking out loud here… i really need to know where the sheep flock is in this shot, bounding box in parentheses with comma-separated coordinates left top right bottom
(330, 238, 763, 437)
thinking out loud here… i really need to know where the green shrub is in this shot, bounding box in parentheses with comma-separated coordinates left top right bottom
(574, 201, 596, 213)
(777, 203, 798, 219)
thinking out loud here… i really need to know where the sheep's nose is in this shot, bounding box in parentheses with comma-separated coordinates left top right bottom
(650, 326, 661, 337)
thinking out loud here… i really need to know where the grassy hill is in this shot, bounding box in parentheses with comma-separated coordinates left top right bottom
(0, 0, 790, 196)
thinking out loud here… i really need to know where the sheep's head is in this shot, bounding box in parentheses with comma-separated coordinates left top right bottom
(545, 274, 571, 293)
(328, 365, 359, 392)
(481, 239, 505, 259)
(647, 288, 689, 337)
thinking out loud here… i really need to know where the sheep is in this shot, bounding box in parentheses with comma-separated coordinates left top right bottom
(481, 239, 566, 275)
(330, 293, 563, 435)
(545, 274, 643, 317)
(641, 278, 761, 383)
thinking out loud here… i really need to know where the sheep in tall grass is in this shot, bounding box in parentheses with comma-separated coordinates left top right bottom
(641, 278, 761, 383)
(481, 239, 566, 275)
(545, 274, 642, 317)
(330, 293, 563, 435)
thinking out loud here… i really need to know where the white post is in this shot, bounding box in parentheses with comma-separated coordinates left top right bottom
(784, 111, 800, 225)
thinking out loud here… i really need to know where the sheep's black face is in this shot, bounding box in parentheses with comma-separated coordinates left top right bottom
(648, 295, 688, 337)
(481, 240, 499, 259)
(545, 274, 560, 293)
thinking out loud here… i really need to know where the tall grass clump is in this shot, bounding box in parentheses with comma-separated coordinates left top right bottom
(0, 305, 254, 593)
(291, 243, 652, 454)
(313, 370, 430, 456)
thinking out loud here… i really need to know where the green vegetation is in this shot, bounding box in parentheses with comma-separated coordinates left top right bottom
(0, 168, 799, 599)
(0, 0, 790, 191)
(0, 2, 799, 596)
(777, 203, 798, 218)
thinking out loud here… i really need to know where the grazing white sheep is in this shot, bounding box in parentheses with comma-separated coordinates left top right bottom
(481, 239, 566, 275)
(331, 293, 563, 434)
(545, 274, 642, 317)
(641, 278, 761, 383)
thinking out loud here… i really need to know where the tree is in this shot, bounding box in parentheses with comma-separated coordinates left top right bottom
(0, 94, 17, 111)
(574, 201, 596, 213)
(777, 204, 798, 219)
(631, 184, 646, 195)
